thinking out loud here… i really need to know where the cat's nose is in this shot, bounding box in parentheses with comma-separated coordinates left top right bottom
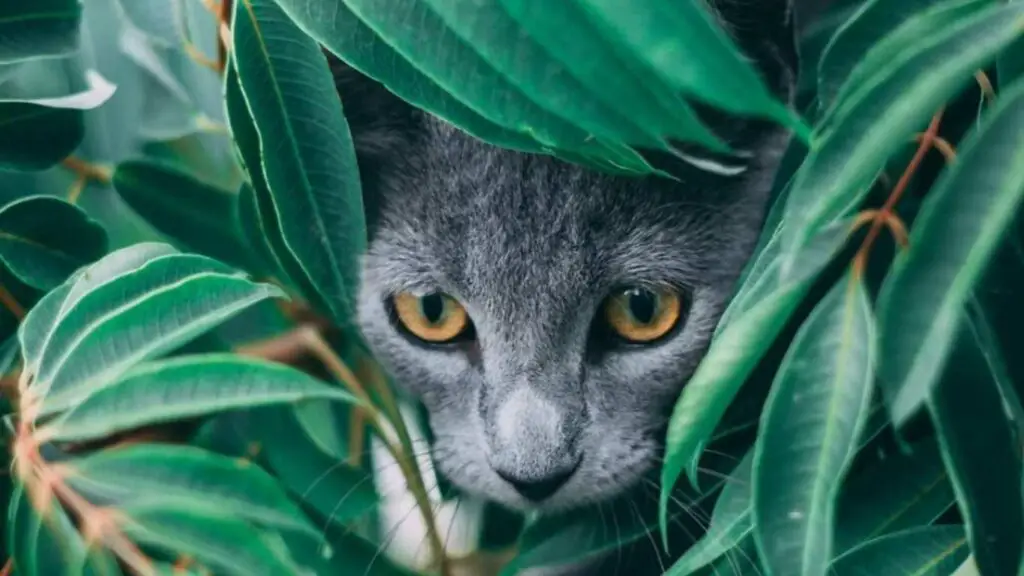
(495, 460, 581, 502)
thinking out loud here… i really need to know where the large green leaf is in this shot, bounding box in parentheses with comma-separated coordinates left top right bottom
(39, 354, 360, 442)
(230, 0, 365, 328)
(752, 274, 875, 576)
(277, 0, 653, 174)
(66, 444, 319, 537)
(0, 104, 83, 171)
(419, 0, 726, 154)
(112, 159, 252, 270)
(926, 316, 1024, 575)
(577, 0, 803, 133)
(876, 77, 1024, 424)
(120, 503, 304, 575)
(254, 405, 379, 527)
(26, 249, 283, 415)
(661, 218, 853, 531)
(834, 439, 954, 554)
(780, 1, 1024, 273)
(817, 0, 986, 111)
(17, 243, 177, 377)
(0, 0, 82, 63)
(830, 525, 969, 575)
(0, 196, 108, 291)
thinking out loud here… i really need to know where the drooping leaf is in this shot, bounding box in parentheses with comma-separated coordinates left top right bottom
(420, 0, 727, 154)
(752, 274, 875, 576)
(39, 354, 360, 442)
(577, 0, 804, 134)
(112, 159, 253, 269)
(26, 249, 284, 414)
(0, 0, 83, 64)
(66, 444, 319, 537)
(830, 525, 969, 575)
(0, 68, 116, 109)
(120, 503, 304, 575)
(834, 439, 955, 554)
(230, 0, 365, 328)
(926, 316, 1024, 575)
(780, 1, 1024, 273)
(0, 196, 108, 291)
(661, 218, 853, 532)
(876, 76, 1024, 424)
(271, 0, 654, 174)
(252, 405, 379, 527)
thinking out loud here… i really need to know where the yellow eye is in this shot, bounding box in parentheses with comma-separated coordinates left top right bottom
(604, 287, 682, 343)
(392, 292, 470, 343)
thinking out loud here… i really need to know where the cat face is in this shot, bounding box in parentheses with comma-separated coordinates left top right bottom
(341, 0, 798, 512)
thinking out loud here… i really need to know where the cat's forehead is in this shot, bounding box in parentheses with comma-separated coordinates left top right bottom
(365, 119, 767, 310)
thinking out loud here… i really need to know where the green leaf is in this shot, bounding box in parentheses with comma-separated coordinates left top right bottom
(780, 1, 1024, 272)
(253, 405, 379, 527)
(26, 249, 284, 415)
(0, 196, 108, 291)
(817, 0, 986, 111)
(17, 243, 177, 376)
(39, 354, 361, 442)
(0, 0, 83, 63)
(230, 0, 365, 328)
(876, 77, 1024, 424)
(577, 0, 805, 136)
(66, 444, 319, 537)
(751, 274, 875, 576)
(926, 316, 1024, 575)
(0, 104, 83, 171)
(112, 159, 253, 269)
(830, 525, 969, 575)
(8, 482, 121, 576)
(0, 67, 116, 109)
(835, 439, 954, 555)
(273, 0, 654, 174)
(661, 218, 852, 533)
(120, 503, 304, 575)
(419, 0, 727, 153)
(665, 451, 754, 575)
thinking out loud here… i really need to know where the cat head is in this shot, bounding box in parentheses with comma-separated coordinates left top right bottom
(340, 0, 798, 512)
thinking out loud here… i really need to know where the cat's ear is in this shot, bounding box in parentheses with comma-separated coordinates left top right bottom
(325, 52, 421, 163)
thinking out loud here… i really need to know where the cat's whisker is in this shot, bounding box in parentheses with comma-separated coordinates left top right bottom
(626, 495, 667, 575)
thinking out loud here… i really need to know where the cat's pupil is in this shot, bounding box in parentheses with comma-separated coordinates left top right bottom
(627, 289, 657, 325)
(420, 293, 445, 324)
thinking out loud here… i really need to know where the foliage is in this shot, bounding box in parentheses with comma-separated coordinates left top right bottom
(0, 0, 1021, 575)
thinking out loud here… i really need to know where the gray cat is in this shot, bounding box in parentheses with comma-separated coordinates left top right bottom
(339, 0, 798, 570)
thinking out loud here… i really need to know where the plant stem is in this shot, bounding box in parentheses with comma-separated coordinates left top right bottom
(0, 283, 24, 320)
(61, 156, 112, 186)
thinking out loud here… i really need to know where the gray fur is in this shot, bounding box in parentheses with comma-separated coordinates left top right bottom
(344, 0, 798, 514)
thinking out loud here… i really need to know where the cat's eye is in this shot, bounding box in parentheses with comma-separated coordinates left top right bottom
(392, 292, 471, 343)
(603, 287, 683, 344)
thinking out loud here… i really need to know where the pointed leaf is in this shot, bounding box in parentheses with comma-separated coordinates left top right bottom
(830, 526, 969, 575)
(66, 444, 318, 537)
(0, 196, 107, 291)
(835, 439, 955, 554)
(230, 0, 365, 327)
(926, 316, 1024, 575)
(781, 1, 1024, 272)
(752, 274, 875, 576)
(661, 219, 852, 532)
(0, 0, 82, 64)
(40, 354, 361, 442)
(877, 77, 1024, 424)
(120, 503, 303, 576)
(29, 250, 283, 414)
(112, 159, 253, 270)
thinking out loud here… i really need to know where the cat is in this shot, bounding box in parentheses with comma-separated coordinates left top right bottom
(336, 0, 799, 571)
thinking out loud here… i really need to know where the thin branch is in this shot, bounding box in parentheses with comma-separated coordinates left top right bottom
(0, 283, 24, 320)
(217, 0, 234, 73)
(61, 157, 111, 186)
(975, 70, 996, 103)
